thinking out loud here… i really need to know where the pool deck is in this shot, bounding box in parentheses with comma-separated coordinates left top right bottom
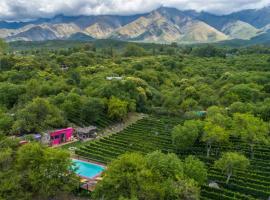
(72, 157, 106, 192)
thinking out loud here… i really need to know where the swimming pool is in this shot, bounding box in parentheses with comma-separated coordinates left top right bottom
(72, 159, 105, 179)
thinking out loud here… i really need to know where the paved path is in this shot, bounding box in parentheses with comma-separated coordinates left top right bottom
(60, 112, 146, 150)
(96, 112, 146, 139)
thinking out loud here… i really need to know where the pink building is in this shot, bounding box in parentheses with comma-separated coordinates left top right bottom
(50, 127, 73, 146)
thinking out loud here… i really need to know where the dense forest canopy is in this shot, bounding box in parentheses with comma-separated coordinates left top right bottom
(0, 38, 269, 200)
(0, 40, 269, 135)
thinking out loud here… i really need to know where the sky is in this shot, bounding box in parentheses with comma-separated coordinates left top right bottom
(0, 0, 269, 21)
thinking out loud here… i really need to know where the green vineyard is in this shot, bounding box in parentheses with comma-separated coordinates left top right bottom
(75, 116, 270, 200)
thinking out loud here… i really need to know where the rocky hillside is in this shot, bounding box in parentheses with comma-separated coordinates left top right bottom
(111, 8, 228, 43)
(221, 20, 259, 40)
(1, 6, 270, 44)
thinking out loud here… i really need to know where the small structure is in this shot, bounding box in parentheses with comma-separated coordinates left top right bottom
(41, 133, 51, 145)
(106, 76, 123, 81)
(19, 140, 28, 145)
(75, 126, 97, 140)
(17, 133, 42, 145)
(32, 133, 42, 141)
(49, 127, 74, 146)
(61, 64, 69, 71)
(196, 111, 207, 117)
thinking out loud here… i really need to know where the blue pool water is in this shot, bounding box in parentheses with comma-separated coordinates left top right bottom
(72, 159, 105, 178)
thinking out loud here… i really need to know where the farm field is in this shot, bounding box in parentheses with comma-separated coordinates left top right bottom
(76, 116, 182, 163)
(76, 115, 270, 200)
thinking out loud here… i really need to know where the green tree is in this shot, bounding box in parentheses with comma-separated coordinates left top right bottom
(192, 45, 225, 58)
(255, 98, 270, 121)
(0, 39, 8, 70)
(108, 96, 128, 121)
(231, 113, 269, 159)
(93, 153, 151, 200)
(172, 120, 201, 151)
(13, 97, 65, 133)
(0, 137, 78, 199)
(214, 152, 249, 184)
(0, 109, 13, 135)
(0, 83, 24, 109)
(146, 151, 183, 179)
(60, 92, 83, 122)
(228, 84, 261, 103)
(94, 152, 200, 200)
(0, 39, 7, 53)
(80, 97, 105, 123)
(183, 156, 207, 185)
(202, 121, 229, 157)
(229, 102, 254, 114)
(123, 44, 146, 57)
(16, 143, 78, 198)
(0, 135, 31, 199)
(206, 106, 231, 129)
(180, 98, 198, 112)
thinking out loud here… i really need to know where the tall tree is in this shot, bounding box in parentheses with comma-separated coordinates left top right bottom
(0, 137, 78, 199)
(231, 113, 269, 159)
(0, 39, 8, 70)
(214, 152, 249, 184)
(172, 120, 202, 151)
(202, 121, 229, 157)
(107, 96, 128, 121)
(183, 156, 207, 185)
(94, 152, 200, 200)
(0, 109, 13, 135)
(123, 44, 146, 57)
(13, 97, 65, 133)
(16, 143, 78, 198)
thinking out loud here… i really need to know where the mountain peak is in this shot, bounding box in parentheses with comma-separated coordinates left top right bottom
(155, 6, 188, 17)
(156, 6, 180, 12)
(1, 6, 270, 44)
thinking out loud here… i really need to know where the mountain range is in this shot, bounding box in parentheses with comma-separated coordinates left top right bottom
(1, 6, 270, 44)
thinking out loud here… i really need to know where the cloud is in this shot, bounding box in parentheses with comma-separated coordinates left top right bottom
(0, 0, 269, 21)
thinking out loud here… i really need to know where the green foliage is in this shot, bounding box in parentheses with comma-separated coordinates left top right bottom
(80, 97, 105, 123)
(172, 120, 201, 151)
(255, 98, 270, 121)
(202, 121, 229, 157)
(108, 96, 128, 121)
(13, 97, 65, 133)
(228, 84, 261, 102)
(0, 109, 13, 134)
(146, 151, 184, 179)
(16, 143, 78, 198)
(0, 137, 78, 199)
(0, 41, 268, 199)
(76, 115, 270, 200)
(180, 98, 198, 112)
(214, 152, 250, 184)
(0, 41, 269, 135)
(228, 102, 254, 114)
(0, 83, 24, 108)
(231, 113, 269, 158)
(93, 151, 200, 200)
(192, 45, 226, 58)
(206, 106, 231, 129)
(183, 156, 207, 185)
(0, 39, 8, 54)
(124, 44, 147, 57)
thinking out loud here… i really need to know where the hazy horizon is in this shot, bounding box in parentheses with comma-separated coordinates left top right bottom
(0, 0, 269, 22)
